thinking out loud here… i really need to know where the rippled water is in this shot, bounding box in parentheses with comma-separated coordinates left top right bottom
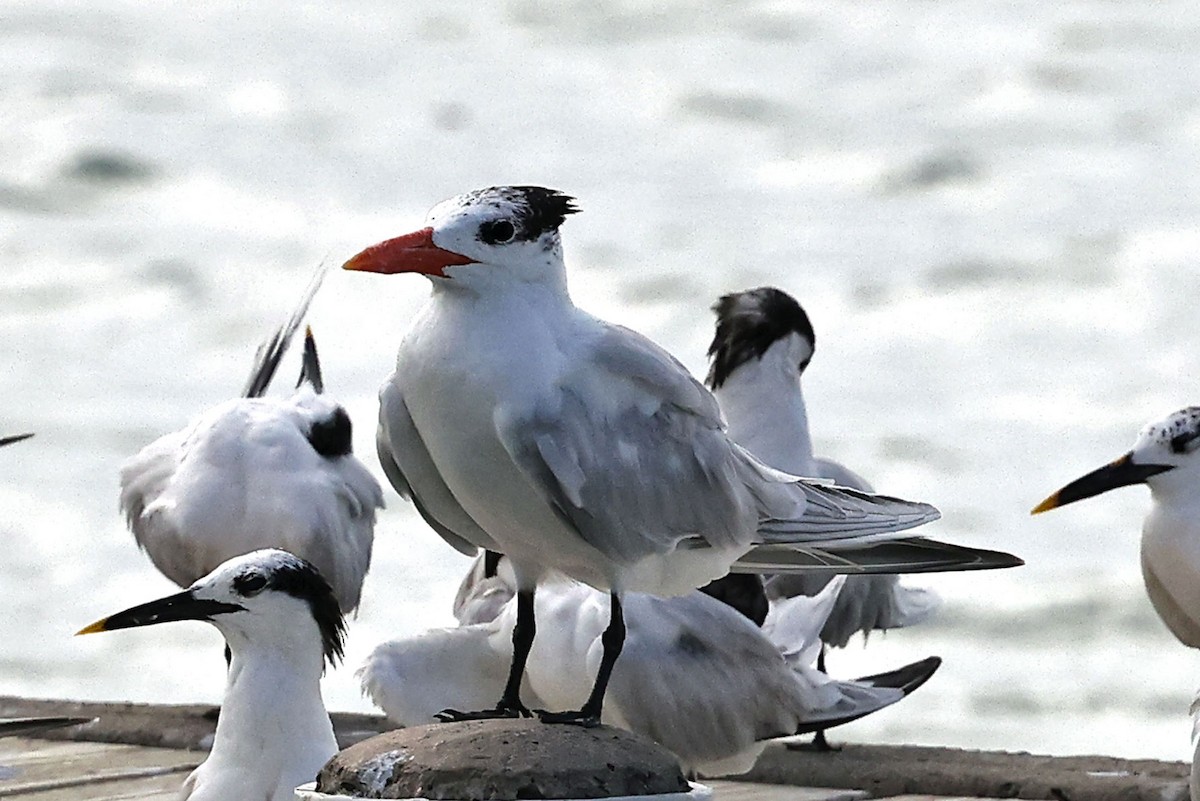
(3, 0, 1200, 761)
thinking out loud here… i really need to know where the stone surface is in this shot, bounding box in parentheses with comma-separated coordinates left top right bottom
(316, 718, 690, 800)
(744, 742, 1190, 801)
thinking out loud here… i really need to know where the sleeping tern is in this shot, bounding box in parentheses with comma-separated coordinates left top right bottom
(705, 287, 943, 746)
(77, 549, 344, 801)
(360, 553, 941, 776)
(119, 267, 383, 614)
(343, 185, 1020, 725)
(1033, 407, 1200, 648)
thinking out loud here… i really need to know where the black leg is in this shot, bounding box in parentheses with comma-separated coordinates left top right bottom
(540, 593, 625, 727)
(483, 550, 503, 579)
(811, 645, 834, 751)
(436, 588, 535, 722)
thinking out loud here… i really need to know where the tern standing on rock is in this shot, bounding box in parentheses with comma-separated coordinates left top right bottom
(77, 549, 345, 801)
(1034, 407, 1200, 649)
(119, 268, 383, 615)
(343, 185, 1021, 725)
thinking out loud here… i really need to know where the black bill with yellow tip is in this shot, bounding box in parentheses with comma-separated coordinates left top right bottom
(1031, 452, 1175, 514)
(76, 590, 244, 635)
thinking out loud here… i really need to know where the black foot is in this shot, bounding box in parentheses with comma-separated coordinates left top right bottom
(536, 708, 601, 727)
(784, 730, 839, 753)
(435, 701, 531, 723)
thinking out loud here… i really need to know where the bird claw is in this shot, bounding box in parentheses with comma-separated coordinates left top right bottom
(434, 702, 531, 723)
(535, 708, 601, 728)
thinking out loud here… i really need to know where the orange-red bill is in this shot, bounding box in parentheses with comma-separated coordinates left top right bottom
(342, 227, 475, 277)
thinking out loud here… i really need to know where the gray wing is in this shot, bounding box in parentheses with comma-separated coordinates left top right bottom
(378, 379, 496, 556)
(498, 324, 759, 562)
(501, 323, 958, 563)
(604, 593, 811, 768)
(813, 457, 873, 493)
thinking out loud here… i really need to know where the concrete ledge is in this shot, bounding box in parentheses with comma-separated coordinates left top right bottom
(0, 697, 1190, 800)
(0, 695, 391, 752)
(742, 742, 1190, 801)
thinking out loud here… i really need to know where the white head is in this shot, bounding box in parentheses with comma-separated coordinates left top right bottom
(1033, 407, 1200, 513)
(78, 548, 347, 672)
(705, 287, 816, 391)
(342, 186, 580, 290)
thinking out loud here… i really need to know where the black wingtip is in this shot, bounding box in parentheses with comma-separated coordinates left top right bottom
(0, 433, 34, 448)
(852, 655, 943, 696)
(298, 325, 325, 394)
(0, 716, 96, 737)
(241, 262, 331, 398)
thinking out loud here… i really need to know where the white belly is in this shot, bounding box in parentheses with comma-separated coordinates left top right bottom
(1140, 508, 1200, 648)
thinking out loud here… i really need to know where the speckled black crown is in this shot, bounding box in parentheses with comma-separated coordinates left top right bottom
(236, 553, 347, 670)
(705, 287, 816, 389)
(466, 186, 579, 242)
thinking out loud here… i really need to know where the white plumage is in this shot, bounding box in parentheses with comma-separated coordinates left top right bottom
(359, 554, 940, 777)
(79, 549, 345, 801)
(119, 267, 383, 614)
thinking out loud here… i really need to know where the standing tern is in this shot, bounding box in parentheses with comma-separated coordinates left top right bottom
(361, 553, 941, 776)
(119, 267, 383, 615)
(1033, 407, 1200, 648)
(77, 549, 344, 801)
(705, 287, 942, 747)
(343, 185, 1020, 724)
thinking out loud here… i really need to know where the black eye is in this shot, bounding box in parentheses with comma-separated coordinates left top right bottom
(234, 572, 268, 597)
(479, 219, 516, 245)
(1171, 432, 1200, 454)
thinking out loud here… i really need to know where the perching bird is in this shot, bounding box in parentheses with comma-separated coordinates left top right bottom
(360, 553, 940, 776)
(1033, 407, 1200, 649)
(705, 287, 942, 747)
(343, 185, 1020, 725)
(77, 549, 344, 801)
(119, 267, 383, 614)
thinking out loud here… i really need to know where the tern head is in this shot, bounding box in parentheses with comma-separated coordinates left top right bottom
(78, 549, 347, 671)
(1032, 407, 1200, 514)
(705, 287, 816, 390)
(342, 186, 579, 285)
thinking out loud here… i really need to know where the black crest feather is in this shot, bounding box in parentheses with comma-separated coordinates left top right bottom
(705, 287, 816, 390)
(239, 553, 347, 670)
(466, 186, 579, 243)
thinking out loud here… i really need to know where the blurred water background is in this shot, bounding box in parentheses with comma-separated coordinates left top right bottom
(3, 0, 1200, 761)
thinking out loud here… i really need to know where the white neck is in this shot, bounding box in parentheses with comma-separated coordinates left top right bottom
(186, 629, 336, 801)
(714, 346, 816, 477)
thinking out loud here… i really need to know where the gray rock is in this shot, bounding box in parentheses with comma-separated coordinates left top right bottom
(316, 719, 690, 800)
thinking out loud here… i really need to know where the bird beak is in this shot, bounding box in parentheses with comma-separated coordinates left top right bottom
(1031, 452, 1175, 514)
(76, 590, 245, 635)
(342, 227, 475, 277)
(298, 325, 325, 394)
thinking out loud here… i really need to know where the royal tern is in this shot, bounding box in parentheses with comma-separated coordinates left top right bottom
(78, 549, 343, 801)
(1033, 407, 1200, 648)
(119, 268, 383, 614)
(344, 185, 1019, 724)
(361, 553, 940, 776)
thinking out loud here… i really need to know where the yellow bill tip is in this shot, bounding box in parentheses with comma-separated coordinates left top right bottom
(75, 618, 110, 636)
(1030, 493, 1061, 515)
